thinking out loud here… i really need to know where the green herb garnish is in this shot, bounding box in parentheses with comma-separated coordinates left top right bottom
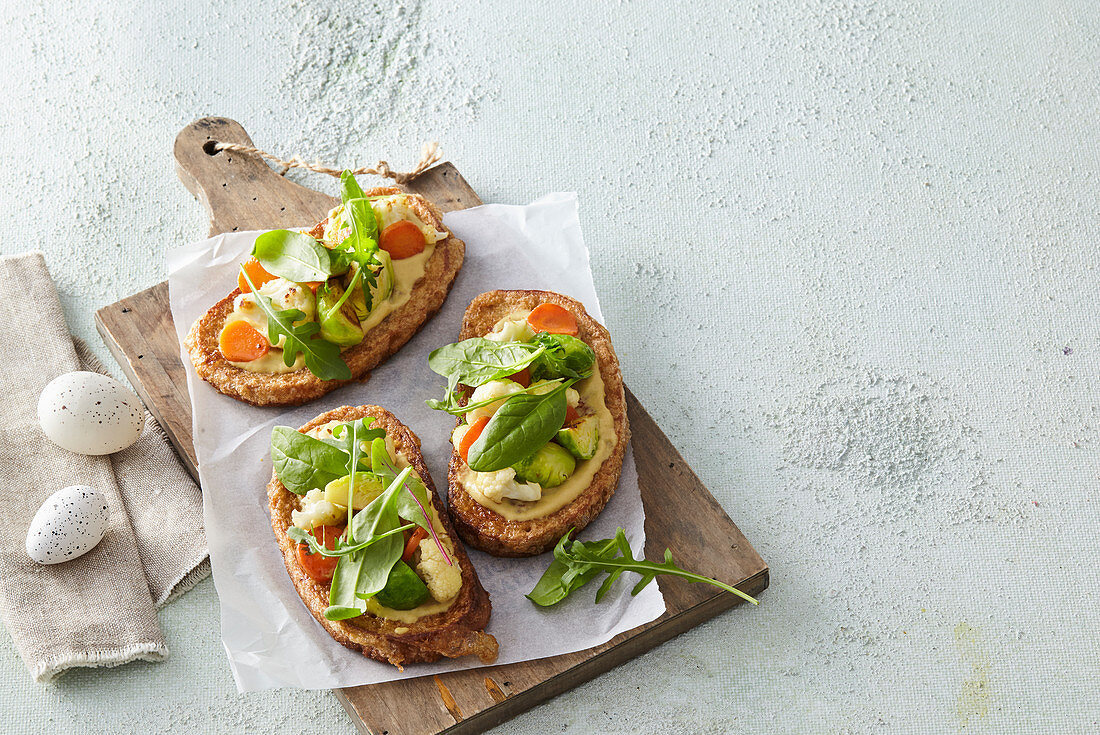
(239, 267, 350, 380)
(252, 229, 344, 283)
(527, 528, 759, 607)
(269, 427, 356, 495)
(466, 378, 584, 472)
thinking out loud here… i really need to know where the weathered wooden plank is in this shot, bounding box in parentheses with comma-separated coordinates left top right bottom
(95, 117, 768, 735)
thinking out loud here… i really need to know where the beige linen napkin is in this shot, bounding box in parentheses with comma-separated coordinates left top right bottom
(0, 252, 208, 681)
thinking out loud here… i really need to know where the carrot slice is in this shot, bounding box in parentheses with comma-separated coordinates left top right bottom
(459, 416, 490, 464)
(527, 303, 578, 335)
(380, 220, 426, 259)
(297, 525, 344, 583)
(402, 527, 429, 563)
(564, 404, 579, 426)
(237, 257, 277, 293)
(508, 367, 531, 387)
(219, 320, 270, 362)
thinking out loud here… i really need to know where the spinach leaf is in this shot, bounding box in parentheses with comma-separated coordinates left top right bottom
(426, 375, 579, 416)
(252, 229, 342, 282)
(466, 381, 571, 472)
(428, 337, 545, 394)
(240, 267, 351, 381)
(527, 529, 760, 607)
(270, 427, 351, 495)
(370, 438, 453, 565)
(325, 553, 368, 619)
(349, 466, 414, 599)
(530, 333, 595, 380)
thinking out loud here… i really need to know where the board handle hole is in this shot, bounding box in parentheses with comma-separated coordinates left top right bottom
(202, 140, 220, 156)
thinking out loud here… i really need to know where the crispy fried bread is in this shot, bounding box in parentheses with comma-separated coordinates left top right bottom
(186, 187, 463, 406)
(447, 290, 630, 557)
(268, 405, 498, 667)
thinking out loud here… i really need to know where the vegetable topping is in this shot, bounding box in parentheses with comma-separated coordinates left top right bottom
(218, 170, 441, 380)
(428, 304, 607, 509)
(219, 320, 270, 362)
(274, 417, 458, 622)
(527, 303, 578, 336)
(237, 257, 277, 293)
(297, 525, 343, 583)
(380, 220, 427, 259)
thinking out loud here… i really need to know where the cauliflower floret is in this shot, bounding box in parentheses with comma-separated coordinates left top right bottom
(465, 379, 524, 423)
(452, 423, 470, 448)
(527, 381, 579, 408)
(291, 488, 345, 530)
(233, 278, 316, 350)
(485, 315, 534, 344)
(464, 466, 542, 503)
(416, 538, 462, 602)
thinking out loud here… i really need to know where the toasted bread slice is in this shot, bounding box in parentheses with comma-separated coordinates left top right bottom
(447, 290, 630, 557)
(185, 187, 464, 406)
(268, 405, 498, 667)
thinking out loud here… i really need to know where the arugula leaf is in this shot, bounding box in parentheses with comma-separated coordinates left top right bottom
(270, 427, 353, 495)
(370, 438, 453, 565)
(252, 229, 342, 282)
(349, 466, 413, 599)
(326, 553, 367, 619)
(527, 529, 760, 607)
(337, 171, 381, 304)
(466, 380, 575, 472)
(240, 267, 351, 380)
(526, 537, 618, 606)
(289, 523, 412, 558)
(329, 419, 385, 542)
(340, 169, 367, 202)
(425, 375, 576, 416)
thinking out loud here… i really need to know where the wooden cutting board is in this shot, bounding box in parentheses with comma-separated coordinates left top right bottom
(95, 117, 768, 735)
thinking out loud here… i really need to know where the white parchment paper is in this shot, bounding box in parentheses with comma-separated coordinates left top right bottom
(166, 193, 664, 691)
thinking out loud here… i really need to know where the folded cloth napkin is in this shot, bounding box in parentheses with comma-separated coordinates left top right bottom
(0, 252, 208, 681)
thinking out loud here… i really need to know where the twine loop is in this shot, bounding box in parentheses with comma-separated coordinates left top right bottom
(209, 140, 441, 185)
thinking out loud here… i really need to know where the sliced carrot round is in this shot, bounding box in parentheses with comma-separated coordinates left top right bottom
(402, 526, 429, 563)
(219, 320, 270, 362)
(508, 367, 531, 388)
(237, 257, 277, 293)
(380, 220, 426, 259)
(459, 416, 490, 464)
(527, 303, 578, 335)
(297, 525, 344, 583)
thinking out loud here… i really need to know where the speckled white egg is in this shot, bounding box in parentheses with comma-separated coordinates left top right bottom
(37, 372, 143, 455)
(26, 485, 109, 565)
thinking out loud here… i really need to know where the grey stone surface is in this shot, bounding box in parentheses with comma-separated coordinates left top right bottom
(1, 0, 1098, 731)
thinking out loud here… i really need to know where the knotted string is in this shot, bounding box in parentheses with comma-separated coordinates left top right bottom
(209, 140, 441, 184)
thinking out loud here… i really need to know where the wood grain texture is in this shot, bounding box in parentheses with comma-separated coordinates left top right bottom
(95, 117, 768, 735)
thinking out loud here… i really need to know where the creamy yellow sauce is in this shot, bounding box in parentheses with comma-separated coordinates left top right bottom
(302, 420, 458, 623)
(228, 348, 304, 374)
(356, 240, 435, 334)
(460, 309, 618, 521)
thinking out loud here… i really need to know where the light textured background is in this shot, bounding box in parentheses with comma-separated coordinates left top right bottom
(1, 0, 1097, 732)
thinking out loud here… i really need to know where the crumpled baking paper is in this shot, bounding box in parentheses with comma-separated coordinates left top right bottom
(166, 192, 664, 691)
